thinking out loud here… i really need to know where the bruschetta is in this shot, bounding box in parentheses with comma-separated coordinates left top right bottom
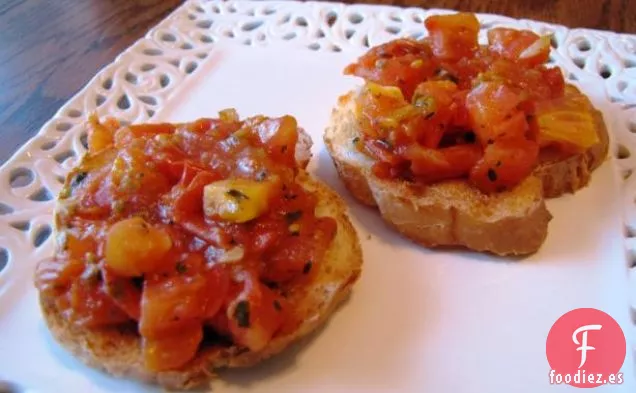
(35, 110, 363, 389)
(324, 12, 608, 256)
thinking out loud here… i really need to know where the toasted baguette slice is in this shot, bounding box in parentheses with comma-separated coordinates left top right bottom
(39, 129, 363, 390)
(324, 89, 608, 256)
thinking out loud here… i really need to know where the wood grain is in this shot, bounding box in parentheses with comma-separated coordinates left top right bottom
(0, 0, 634, 165)
(0, 0, 182, 165)
(346, 0, 636, 34)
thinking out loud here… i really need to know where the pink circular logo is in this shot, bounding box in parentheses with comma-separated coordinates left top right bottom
(546, 308, 626, 388)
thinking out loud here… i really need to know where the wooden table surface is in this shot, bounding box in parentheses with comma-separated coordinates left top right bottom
(1, 0, 634, 165)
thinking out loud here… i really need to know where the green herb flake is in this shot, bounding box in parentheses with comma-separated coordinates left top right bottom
(176, 261, 188, 274)
(227, 189, 249, 200)
(285, 210, 303, 224)
(256, 171, 268, 181)
(85, 252, 98, 264)
(111, 200, 125, 214)
(303, 261, 313, 274)
(234, 300, 251, 328)
(58, 187, 71, 200)
(487, 169, 498, 182)
(71, 171, 88, 188)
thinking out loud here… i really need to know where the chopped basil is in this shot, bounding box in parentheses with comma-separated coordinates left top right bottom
(176, 261, 187, 274)
(256, 171, 268, 181)
(58, 187, 71, 199)
(111, 200, 124, 214)
(487, 169, 498, 182)
(446, 73, 459, 84)
(85, 252, 97, 264)
(234, 300, 250, 328)
(303, 261, 313, 274)
(71, 171, 88, 188)
(285, 210, 303, 224)
(227, 189, 249, 200)
(413, 95, 435, 112)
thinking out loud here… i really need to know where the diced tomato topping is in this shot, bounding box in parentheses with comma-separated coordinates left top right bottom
(469, 137, 540, 193)
(344, 39, 438, 100)
(342, 12, 582, 194)
(425, 13, 480, 61)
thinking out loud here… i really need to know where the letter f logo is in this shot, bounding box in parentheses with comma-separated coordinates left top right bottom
(572, 324, 602, 368)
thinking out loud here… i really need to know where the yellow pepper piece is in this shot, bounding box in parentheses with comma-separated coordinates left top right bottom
(203, 178, 278, 223)
(535, 86, 600, 152)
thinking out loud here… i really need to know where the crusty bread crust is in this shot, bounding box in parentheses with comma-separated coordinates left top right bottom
(324, 87, 608, 256)
(39, 129, 363, 390)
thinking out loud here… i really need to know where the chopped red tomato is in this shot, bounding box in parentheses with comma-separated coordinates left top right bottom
(344, 39, 438, 100)
(102, 268, 141, 320)
(226, 270, 286, 352)
(262, 217, 336, 283)
(410, 80, 458, 147)
(469, 137, 539, 193)
(466, 82, 522, 131)
(252, 116, 299, 167)
(68, 272, 131, 328)
(488, 28, 550, 66)
(143, 323, 203, 371)
(140, 264, 229, 339)
(404, 144, 482, 182)
(114, 123, 177, 147)
(425, 13, 480, 61)
(34, 257, 84, 294)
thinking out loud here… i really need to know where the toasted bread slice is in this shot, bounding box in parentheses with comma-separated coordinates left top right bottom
(324, 88, 608, 256)
(38, 129, 363, 390)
